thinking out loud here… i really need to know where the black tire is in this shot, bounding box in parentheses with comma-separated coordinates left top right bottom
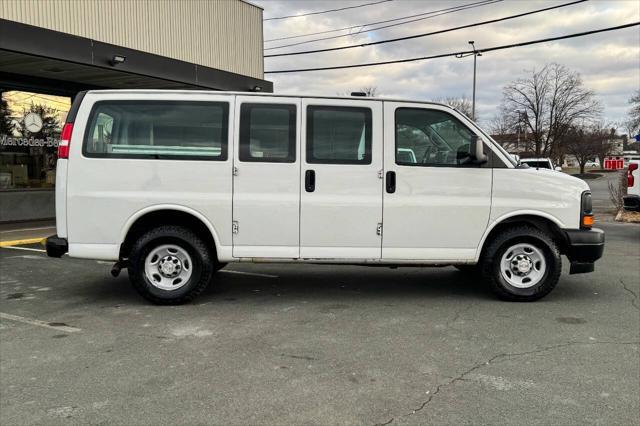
(480, 225, 561, 302)
(213, 263, 227, 273)
(128, 225, 214, 304)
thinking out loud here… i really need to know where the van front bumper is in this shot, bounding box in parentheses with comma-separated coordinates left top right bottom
(564, 228, 604, 274)
(45, 235, 68, 258)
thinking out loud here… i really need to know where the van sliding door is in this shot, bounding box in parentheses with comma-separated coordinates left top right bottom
(232, 96, 301, 258)
(299, 99, 384, 259)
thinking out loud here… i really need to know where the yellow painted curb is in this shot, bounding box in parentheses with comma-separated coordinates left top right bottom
(0, 237, 46, 247)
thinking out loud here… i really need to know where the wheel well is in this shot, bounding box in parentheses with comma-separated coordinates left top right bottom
(480, 215, 568, 259)
(120, 210, 217, 261)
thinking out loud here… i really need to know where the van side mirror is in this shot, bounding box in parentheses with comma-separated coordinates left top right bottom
(470, 135, 487, 164)
(555, 166, 563, 172)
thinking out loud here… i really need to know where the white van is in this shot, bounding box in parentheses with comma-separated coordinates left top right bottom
(46, 90, 604, 304)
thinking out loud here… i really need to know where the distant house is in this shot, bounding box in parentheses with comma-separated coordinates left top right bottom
(490, 133, 536, 157)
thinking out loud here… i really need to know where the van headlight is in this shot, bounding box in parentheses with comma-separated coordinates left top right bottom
(580, 191, 593, 229)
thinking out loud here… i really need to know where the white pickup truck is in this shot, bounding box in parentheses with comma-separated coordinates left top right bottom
(46, 90, 604, 304)
(623, 160, 640, 211)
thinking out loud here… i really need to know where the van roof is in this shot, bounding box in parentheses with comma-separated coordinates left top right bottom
(84, 90, 455, 110)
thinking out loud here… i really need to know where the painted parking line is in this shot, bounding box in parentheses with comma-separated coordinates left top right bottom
(0, 238, 45, 248)
(0, 245, 47, 253)
(0, 312, 81, 333)
(220, 270, 279, 279)
(0, 226, 55, 233)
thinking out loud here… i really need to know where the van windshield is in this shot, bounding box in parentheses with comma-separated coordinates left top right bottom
(521, 160, 552, 169)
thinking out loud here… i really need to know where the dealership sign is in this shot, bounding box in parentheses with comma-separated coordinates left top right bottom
(24, 112, 44, 133)
(0, 134, 59, 147)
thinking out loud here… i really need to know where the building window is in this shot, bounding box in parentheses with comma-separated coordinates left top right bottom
(83, 101, 229, 160)
(0, 90, 70, 190)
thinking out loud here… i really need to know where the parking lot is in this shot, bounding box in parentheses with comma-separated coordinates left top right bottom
(1, 174, 639, 425)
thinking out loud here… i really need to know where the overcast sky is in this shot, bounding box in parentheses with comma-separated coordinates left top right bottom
(255, 0, 640, 129)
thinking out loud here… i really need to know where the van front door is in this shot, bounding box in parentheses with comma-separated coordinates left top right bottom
(382, 102, 492, 261)
(300, 99, 383, 259)
(232, 96, 301, 258)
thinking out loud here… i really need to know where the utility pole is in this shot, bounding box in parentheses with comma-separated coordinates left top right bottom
(456, 41, 481, 121)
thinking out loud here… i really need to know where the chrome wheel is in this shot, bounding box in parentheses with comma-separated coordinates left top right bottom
(499, 243, 546, 288)
(144, 244, 193, 291)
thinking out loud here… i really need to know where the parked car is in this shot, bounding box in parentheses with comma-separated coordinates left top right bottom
(46, 90, 604, 304)
(520, 158, 562, 172)
(623, 160, 640, 211)
(585, 160, 599, 168)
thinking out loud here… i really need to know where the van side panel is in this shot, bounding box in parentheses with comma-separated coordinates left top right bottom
(65, 93, 234, 261)
(490, 168, 585, 230)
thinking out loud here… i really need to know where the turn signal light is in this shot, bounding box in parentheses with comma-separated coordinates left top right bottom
(582, 214, 594, 228)
(58, 122, 73, 159)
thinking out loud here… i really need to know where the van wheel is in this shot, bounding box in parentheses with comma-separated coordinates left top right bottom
(128, 226, 214, 304)
(481, 226, 561, 302)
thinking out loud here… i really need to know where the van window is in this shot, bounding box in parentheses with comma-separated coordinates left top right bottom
(83, 101, 228, 160)
(239, 103, 296, 162)
(395, 108, 475, 167)
(521, 160, 552, 169)
(306, 106, 371, 165)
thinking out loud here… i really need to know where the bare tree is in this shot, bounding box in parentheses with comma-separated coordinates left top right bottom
(0, 96, 15, 136)
(564, 124, 607, 174)
(489, 113, 513, 135)
(434, 96, 473, 118)
(498, 63, 602, 156)
(339, 86, 378, 97)
(627, 90, 640, 136)
(359, 86, 378, 97)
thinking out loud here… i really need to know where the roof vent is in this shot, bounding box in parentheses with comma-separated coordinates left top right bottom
(350, 92, 367, 97)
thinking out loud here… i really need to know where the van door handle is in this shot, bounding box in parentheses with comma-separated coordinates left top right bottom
(305, 169, 316, 192)
(386, 171, 396, 193)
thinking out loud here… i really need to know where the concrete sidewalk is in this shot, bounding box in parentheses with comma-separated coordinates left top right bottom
(0, 220, 56, 247)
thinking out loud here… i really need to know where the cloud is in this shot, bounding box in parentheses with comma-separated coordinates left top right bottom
(257, 0, 640, 127)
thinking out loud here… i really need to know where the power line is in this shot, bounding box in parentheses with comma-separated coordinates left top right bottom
(264, 0, 392, 21)
(265, 0, 588, 57)
(265, 22, 639, 73)
(264, 0, 499, 43)
(265, 1, 502, 51)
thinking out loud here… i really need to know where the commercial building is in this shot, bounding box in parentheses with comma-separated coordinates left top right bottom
(0, 0, 271, 222)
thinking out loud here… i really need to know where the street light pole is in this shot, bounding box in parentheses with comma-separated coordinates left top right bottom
(469, 40, 481, 121)
(456, 41, 481, 121)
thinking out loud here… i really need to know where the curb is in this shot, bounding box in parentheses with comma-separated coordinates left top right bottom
(0, 237, 46, 248)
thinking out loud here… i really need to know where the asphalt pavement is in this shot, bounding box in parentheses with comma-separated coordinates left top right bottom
(0, 220, 638, 425)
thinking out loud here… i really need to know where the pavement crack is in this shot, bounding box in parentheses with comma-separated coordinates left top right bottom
(446, 302, 474, 328)
(619, 278, 639, 311)
(380, 340, 640, 424)
(281, 353, 318, 361)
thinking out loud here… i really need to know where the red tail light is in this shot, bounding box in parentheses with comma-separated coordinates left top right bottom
(58, 123, 73, 159)
(629, 163, 638, 187)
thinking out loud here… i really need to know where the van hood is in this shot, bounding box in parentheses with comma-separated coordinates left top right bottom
(517, 166, 590, 192)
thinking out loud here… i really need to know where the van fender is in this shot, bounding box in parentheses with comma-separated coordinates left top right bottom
(120, 204, 225, 258)
(474, 210, 566, 262)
